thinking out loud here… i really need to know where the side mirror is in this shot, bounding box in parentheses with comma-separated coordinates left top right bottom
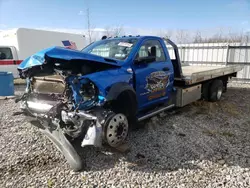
(134, 56, 156, 64)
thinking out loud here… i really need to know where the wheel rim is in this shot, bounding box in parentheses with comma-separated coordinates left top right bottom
(217, 88, 223, 100)
(105, 113, 128, 147)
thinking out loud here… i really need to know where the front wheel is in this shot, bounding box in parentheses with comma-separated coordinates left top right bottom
(103, 113, 129, 148)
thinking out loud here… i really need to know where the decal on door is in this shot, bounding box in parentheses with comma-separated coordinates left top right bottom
(145, 71, 170, 100)
(145, 71, 169, 92)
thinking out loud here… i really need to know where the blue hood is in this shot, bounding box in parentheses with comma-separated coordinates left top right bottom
(18, 46, 120, 70)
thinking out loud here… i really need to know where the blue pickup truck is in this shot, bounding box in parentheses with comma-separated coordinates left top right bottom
(17, 36, 242, 171)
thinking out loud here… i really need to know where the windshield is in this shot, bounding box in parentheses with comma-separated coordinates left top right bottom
(82, 38, 138, 60)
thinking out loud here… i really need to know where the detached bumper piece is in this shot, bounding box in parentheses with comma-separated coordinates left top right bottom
(61, 110, 103, 148)
(21, 100, 104, 171)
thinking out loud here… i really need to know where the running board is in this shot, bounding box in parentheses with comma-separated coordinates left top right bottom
(137, 104, 175, 122)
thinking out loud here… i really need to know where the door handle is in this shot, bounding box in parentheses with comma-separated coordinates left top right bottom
(162, 67, 169, 71)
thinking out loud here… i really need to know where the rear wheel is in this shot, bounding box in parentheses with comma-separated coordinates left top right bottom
(208, 79, 223, 102)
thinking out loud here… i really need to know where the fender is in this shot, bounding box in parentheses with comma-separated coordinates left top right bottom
(106, 82, 136, 101)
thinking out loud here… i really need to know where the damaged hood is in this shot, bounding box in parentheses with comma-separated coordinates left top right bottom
(18, 46, 121, 70)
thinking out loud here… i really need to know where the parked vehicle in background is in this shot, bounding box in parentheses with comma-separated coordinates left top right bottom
(0, 28, 87, 77)
(16, 35, 243, 171)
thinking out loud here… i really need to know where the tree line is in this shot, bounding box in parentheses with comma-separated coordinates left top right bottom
(84, 6, 249, 44)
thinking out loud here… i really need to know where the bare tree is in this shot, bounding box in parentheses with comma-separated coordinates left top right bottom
(165, 30, 173, 39)
(227, 28, 243, 43)
(238, 29, 244, 44)
(175, 29, 189, 44)
(113, 25, 125, 36)
(243, 32, 250, 43)
(191, 28, 244, 43)
(216, 27, 223, 42)
(178, 27, 250, 44)
(104, 26, 112, 37)
(157, 29, 173, 39)
(193, 30, 202, 43)
(104, 25, 125, 37)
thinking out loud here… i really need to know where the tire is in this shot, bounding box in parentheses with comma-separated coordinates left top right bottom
(103, 112, 129, 148)
(202, 82, 210, 101)
(208, 79, 223, 102)
(40, 127, 84, 172)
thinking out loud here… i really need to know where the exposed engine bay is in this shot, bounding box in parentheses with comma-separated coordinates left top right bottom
(16, 60, 130, 171)
(20, 72, 98, 137)
(19, 64, 128, 141)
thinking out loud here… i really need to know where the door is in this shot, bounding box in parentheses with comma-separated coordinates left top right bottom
(132, 39, 174, 110)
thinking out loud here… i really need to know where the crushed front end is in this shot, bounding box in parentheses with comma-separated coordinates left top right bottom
(19, 73, 105, 145)
(16, 47, 131, 171)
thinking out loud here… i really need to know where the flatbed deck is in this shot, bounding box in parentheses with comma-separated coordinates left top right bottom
(177, 64, 243, 85)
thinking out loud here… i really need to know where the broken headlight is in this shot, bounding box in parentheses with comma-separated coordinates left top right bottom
(80, 80, 98, 101)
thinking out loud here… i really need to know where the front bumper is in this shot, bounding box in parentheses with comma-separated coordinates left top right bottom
(20, 99, 103, 148)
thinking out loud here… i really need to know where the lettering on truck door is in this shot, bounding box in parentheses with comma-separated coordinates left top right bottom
(132, 39, 174, 110)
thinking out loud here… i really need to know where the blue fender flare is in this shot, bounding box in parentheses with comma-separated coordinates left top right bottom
(105, 82, 138, 117)
(106, 82, 136, 101)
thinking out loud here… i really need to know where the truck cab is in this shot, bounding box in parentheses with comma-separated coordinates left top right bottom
(81, 36, 176, 114)
(131, 37, 174, 110)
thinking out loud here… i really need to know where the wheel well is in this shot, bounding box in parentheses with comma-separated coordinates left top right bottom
(109, 90, 137, 119)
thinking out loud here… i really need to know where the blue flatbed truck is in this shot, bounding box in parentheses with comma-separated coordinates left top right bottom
(16, 36, 243, 171)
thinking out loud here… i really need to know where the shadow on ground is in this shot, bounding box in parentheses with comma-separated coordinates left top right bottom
(74, 86, 250, 173)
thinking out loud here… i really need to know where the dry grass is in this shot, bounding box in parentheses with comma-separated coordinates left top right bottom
(191, 101, 218, 115)
(191, 100, 241, 117)
(202, 129, 235, 137)
(219, 102, 241, 116)
(47, 179, 54, 188)
(220, 131, 235, 137)
(202, 129, 217, 136)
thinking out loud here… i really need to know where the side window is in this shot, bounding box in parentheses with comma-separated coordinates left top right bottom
(137, 40, 166, 62)
(0, 48, 13, 60)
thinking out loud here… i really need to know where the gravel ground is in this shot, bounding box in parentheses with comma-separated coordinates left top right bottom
(1, 83, 250, 188)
